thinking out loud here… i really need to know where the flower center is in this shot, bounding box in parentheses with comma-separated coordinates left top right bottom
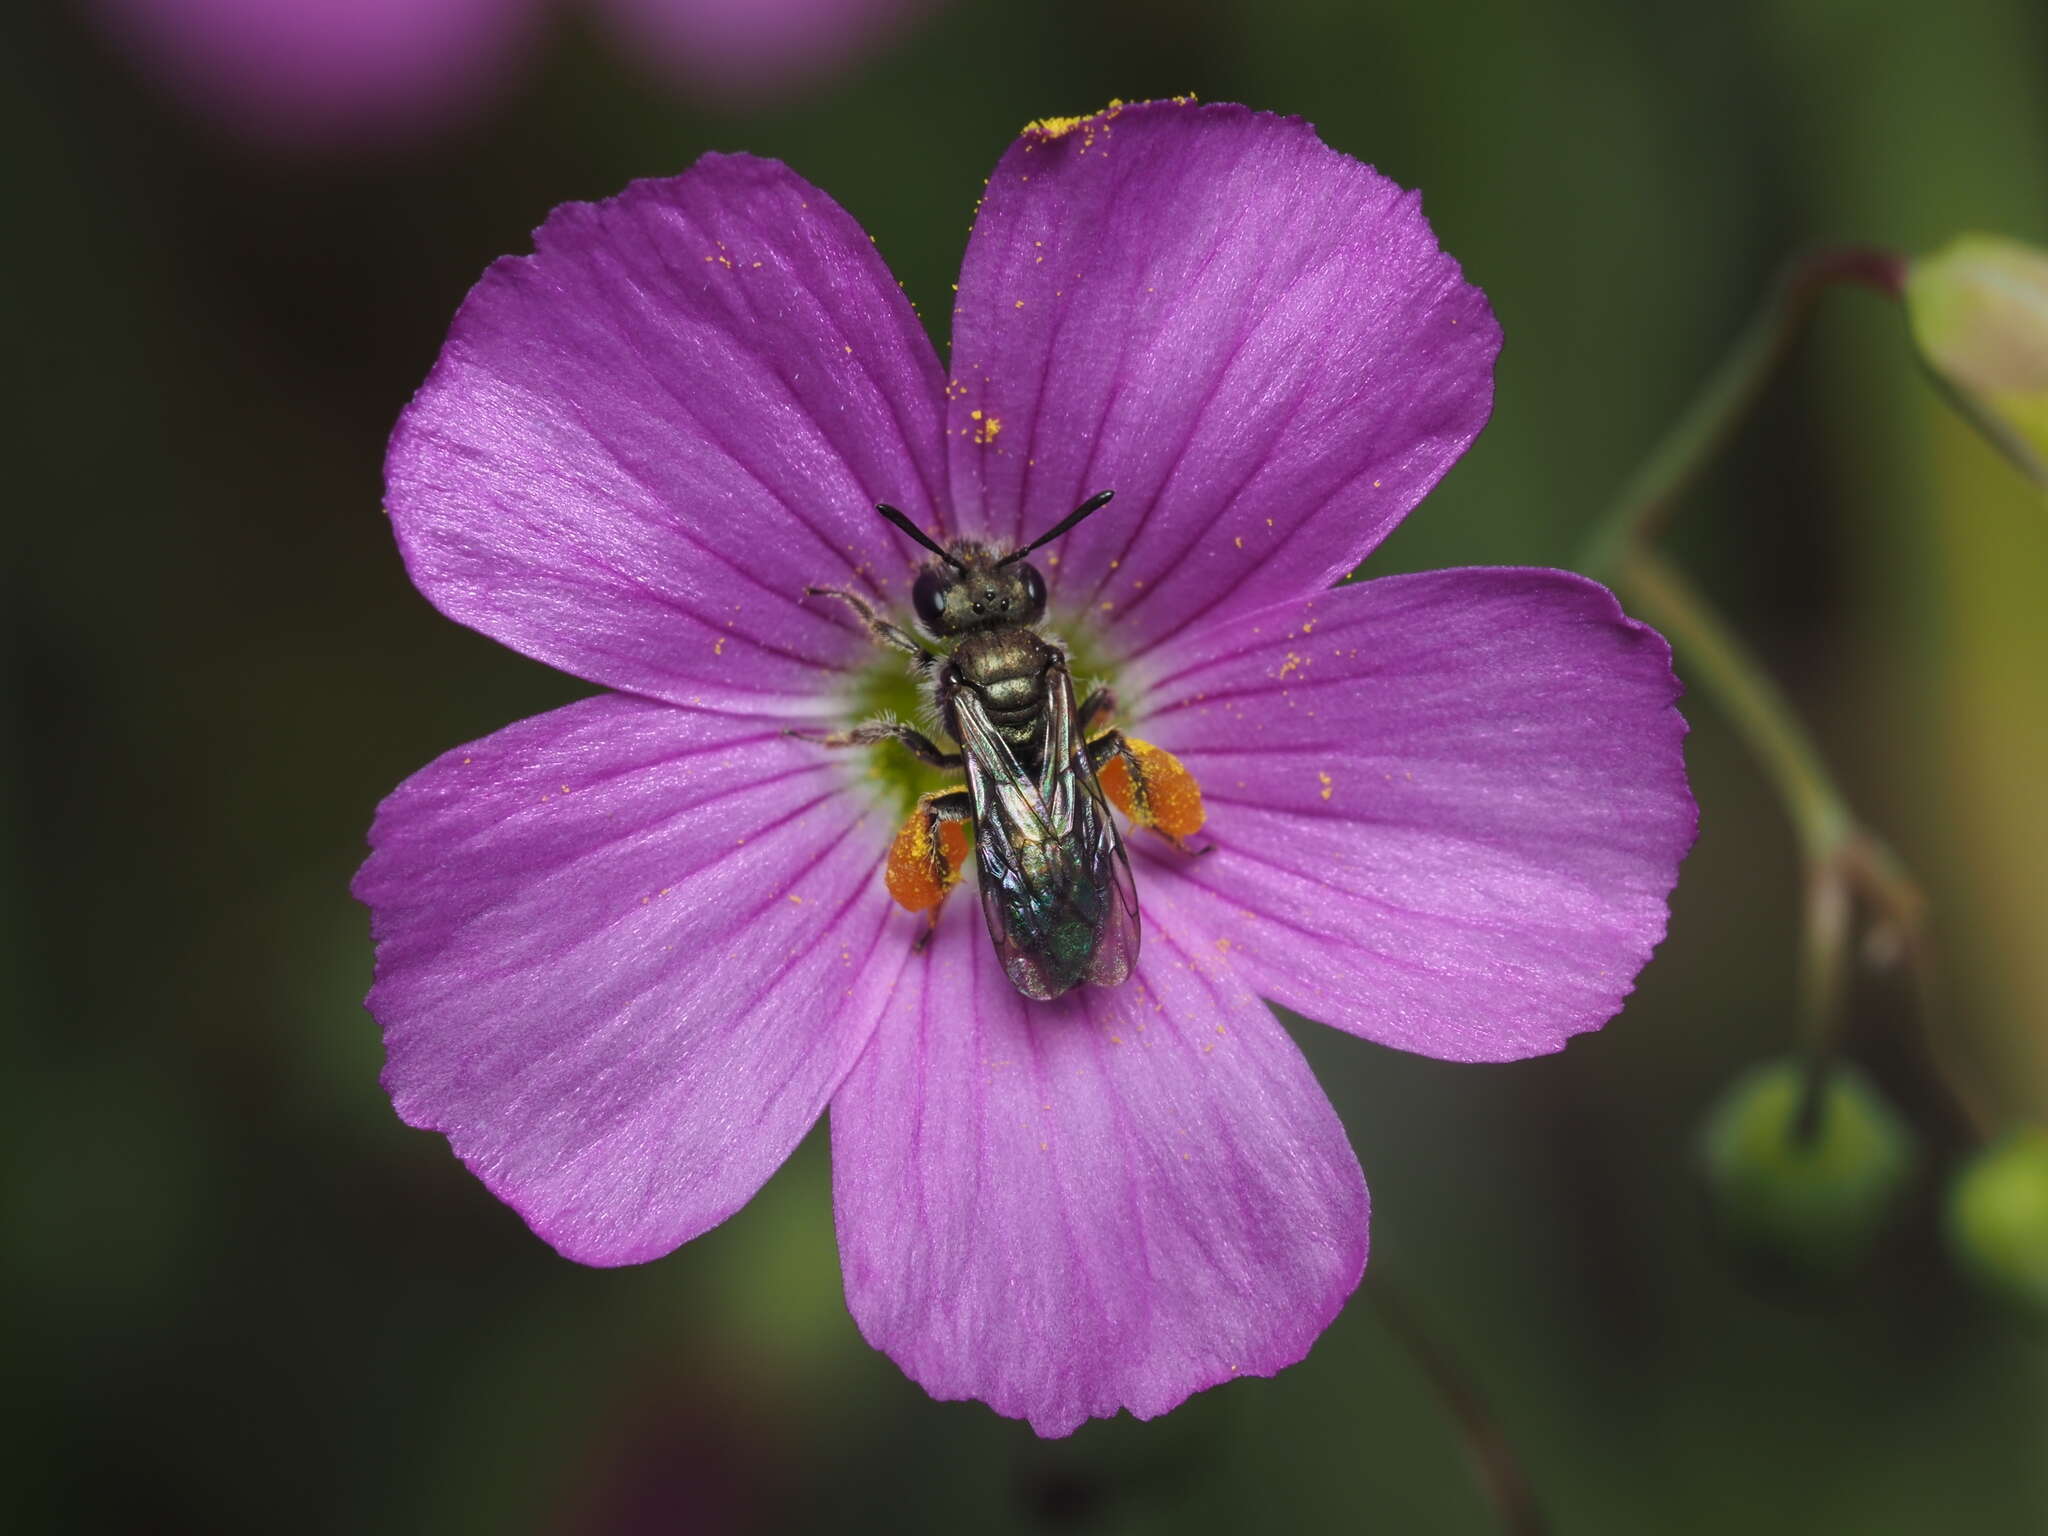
(843, 659, 952, 816)
(839, 618, 1124, 819)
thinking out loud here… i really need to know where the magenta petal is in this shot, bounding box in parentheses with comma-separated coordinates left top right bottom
(830, 879, 1369, 1437)
(387, 157, 948, 711)
(945, 101, 1498, 661)
(91, 0, 542, 148)
(356, 694, 903, 1265)
(1138, 569, 1695, 1062)
(596, 0, 932, 100)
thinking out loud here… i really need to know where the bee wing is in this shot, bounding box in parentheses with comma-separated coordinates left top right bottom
(954, 666, 1139, 1000)
(1077, 763, 1140, 988)
(1044, 665, 1139, 991)
(954, 687, 1074, 1000)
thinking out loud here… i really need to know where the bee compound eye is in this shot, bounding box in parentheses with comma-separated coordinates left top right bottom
(911, 568, 948, 628)
(1019, 563, 1046, 610)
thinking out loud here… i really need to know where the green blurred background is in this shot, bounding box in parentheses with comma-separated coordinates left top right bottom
(9, 0, 2047, 1530)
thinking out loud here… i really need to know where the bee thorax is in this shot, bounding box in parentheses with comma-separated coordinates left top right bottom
(944, 630, 1056, 747)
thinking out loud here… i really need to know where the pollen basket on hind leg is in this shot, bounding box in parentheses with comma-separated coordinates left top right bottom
(886, 809, 971, 912)
(1099, 737, 1207, 840)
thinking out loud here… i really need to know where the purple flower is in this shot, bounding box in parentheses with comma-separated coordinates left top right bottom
(358, 100, 1696, 1436)
(92, 0, 929, 148)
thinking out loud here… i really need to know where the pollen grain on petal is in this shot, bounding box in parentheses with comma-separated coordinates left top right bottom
(1021, 97, 1128, 146)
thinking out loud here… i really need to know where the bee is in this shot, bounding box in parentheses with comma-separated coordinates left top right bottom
(804, 491, 1200, 1001)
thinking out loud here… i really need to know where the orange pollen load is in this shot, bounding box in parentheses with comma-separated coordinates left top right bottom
(1097, 737, 1206, 840)
(885, 807, 971, 912)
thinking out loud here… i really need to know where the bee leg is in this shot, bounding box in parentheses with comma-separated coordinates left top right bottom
(1088, 730, 1210, 855)
(803, 585, 936, 671)
(791, 719, 963, 770)
(1087, 731, 1157, 820)
(1076, 685, 1116, 735)
(886, 790, 975, 947)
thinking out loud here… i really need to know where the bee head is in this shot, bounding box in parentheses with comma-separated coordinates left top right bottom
(871, 491, 1116, 640)
(910, 546, 1046, 637)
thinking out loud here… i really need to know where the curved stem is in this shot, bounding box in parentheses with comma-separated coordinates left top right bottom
(1613, 548, 1847, 868)
(1576, 245, 1991, 1137)
(1579, 245, 1906, 574)
(1611, 549, 1919, 1140)
(1370, 1281, 1548, 1536)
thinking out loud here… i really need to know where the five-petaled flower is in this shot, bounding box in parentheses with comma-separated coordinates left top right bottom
(357, 99, 1696, 1436)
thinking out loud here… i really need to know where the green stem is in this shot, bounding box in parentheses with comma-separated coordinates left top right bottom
(1579, 246, 1953, 1139)
(1580, 245, 1906, 574)
(1612, 550, 1885, 1142)
(1613, 548, 1846, 867)
(1792, 860, 1852, 1143)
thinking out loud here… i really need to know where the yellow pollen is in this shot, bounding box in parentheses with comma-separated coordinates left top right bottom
(1021, 97, 1128, 140)
(886, 805, 970, 912)
(1098, 738, 1206, 840)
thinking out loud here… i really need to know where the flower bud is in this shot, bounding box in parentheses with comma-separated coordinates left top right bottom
(1946, 1128, 2048, 1317)
(1905, 234, 2048, 482)
(1698, 1059, 1916, 1278)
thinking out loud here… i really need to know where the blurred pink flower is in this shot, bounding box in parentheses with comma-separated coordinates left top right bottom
(92, 0, 931, 148)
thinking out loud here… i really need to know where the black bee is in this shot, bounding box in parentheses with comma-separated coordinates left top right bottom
(805, 491, 1166, 1001)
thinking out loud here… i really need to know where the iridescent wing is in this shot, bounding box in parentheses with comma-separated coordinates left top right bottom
(953, 663, 1139, 1000)
(1039, 662, 1139, 991)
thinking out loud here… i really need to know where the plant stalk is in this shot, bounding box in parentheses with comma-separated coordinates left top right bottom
(1371, 1282, 1549, 1536)
(1577, 245, 1965, 1141)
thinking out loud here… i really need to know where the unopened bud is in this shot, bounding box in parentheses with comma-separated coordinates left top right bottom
(1905, 234, 2048, 482)
(1946, 1127, 2048, 1317)
(1698, 1059, 1916, 1278)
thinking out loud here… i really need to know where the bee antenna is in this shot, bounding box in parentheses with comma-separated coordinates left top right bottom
(874, 503, 966, 571)
(996, 490, 1116, 567)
